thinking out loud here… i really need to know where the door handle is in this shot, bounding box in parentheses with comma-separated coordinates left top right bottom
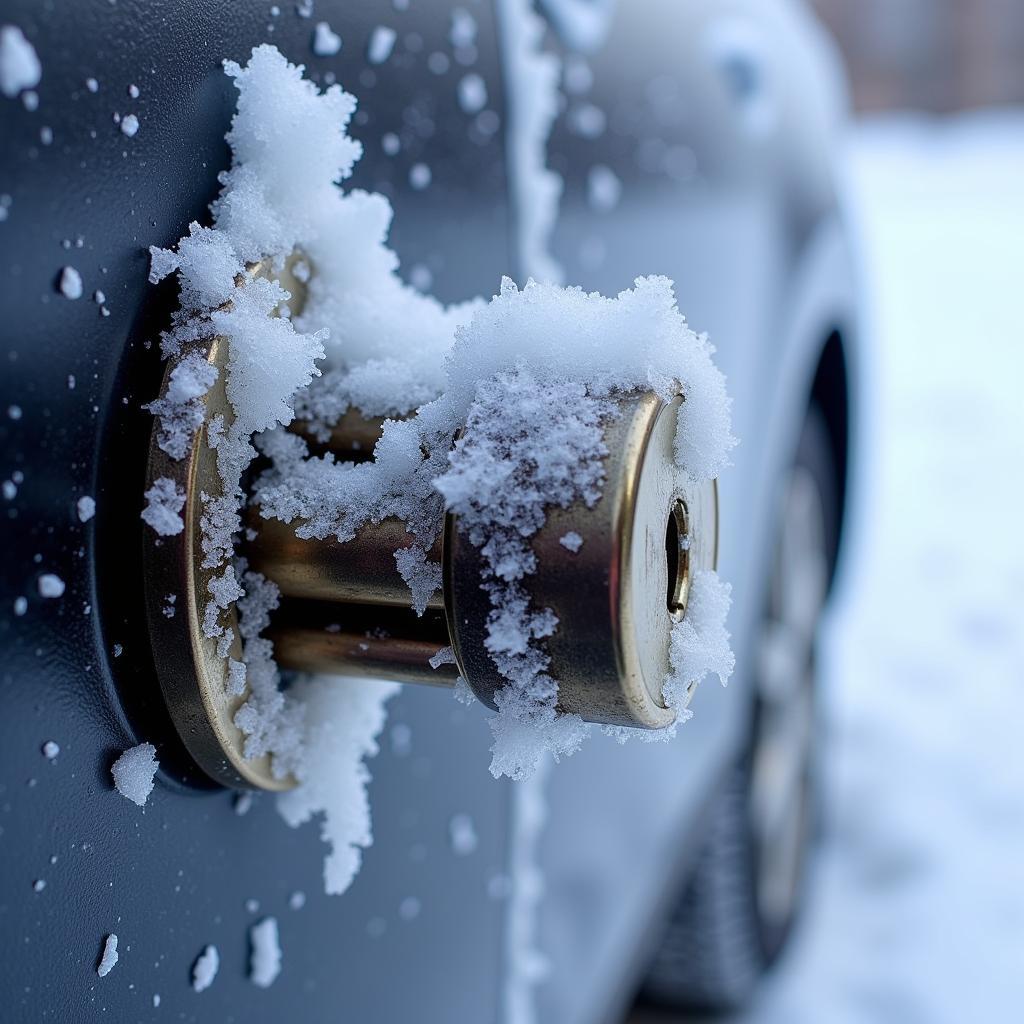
(144, 259, 718, 790)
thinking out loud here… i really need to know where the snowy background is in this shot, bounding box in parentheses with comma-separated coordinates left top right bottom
(636, 112, 1024, 1022)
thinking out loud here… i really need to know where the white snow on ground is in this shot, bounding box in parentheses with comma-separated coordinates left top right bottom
(739, 113, 1024, 1024)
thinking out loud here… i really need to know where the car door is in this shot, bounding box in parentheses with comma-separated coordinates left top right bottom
(1, 3, 517, 1021)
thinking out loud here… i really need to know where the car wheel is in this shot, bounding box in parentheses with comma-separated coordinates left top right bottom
(640, 403, 837, 1013)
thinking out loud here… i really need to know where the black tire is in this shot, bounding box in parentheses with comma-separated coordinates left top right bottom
(640, 404, 839, 1014)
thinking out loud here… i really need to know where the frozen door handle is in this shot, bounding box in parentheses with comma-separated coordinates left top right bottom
(143, 261, 718, 790)
(251, 393, 718, 731)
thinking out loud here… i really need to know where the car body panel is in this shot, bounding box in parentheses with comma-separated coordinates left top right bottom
(0, 2, 856, 1022)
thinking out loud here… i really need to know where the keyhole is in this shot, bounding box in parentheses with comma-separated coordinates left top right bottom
(665, 499, 691, 621)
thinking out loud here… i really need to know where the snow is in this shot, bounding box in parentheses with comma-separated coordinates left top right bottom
(76, 496, 95, 522)
(449, 813, 479, 855)
(740, 115, 1024, 1024)
(32, 878, 46, 892)
(96, 934, 118, 977)
(458, 73, 488, 114)
(558, 531, 582, 553)
(110, 742, 158, 807)
(276, 676, 398, 895)
(288, 890, 306, 910)
(662, 569, 734, 720)
(586, 164, 621, 212)
(249, 917, 281, 987)
(191, 944, 219, 992)
(146, 43, 734, 897)
(37, 574, 65, 598)
(59, 266, 83, 299)
(366, 26, 397, 66)
(41, 740, 60, 760)
(311, 21, 341, 57)
(141, 477, 185, 536)
(409, 161, 432, 189)
(496, 0, 564, 283)
(0, 25, 41, 99)
(450, 8, 478, 49)
(119, 113, 139, 137)
(504, 759, 550, 1024)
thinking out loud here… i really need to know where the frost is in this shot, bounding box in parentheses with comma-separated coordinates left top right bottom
(96, 934, 118, 977)
(85, 76, 98, 93)
(288, 890, 306, 910)
(0, 26, 41, 99)
(76, 495, 95, 523)
(453, 676, 477, 705)
(111, 742, 158, 807)
(366, 26, 396, 65)
(141, 477, 185, 536)
(249, 917, 281, 987)
(191, 945, 219, 992)
(41, 740, 59, 760)
(558, 531, 582, 553)
(59, 266, 83, 299)
(37, 574, 65, 598)
(312, 21, 341, 57)
(120, 113, 139, 137)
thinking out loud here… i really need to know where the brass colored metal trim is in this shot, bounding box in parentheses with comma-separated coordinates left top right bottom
(143, 256, 310, 791)
(143, 334, 289, 790)
(250, 515, 444, 610)
(443, 392, 718, 730)
(146, 251, 721, 786)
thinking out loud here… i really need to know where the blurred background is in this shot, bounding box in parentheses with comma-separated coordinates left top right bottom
(635, 0, 1024, 1020)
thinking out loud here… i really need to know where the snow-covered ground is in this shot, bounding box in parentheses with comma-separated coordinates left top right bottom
(741, 113, 1024, 1023)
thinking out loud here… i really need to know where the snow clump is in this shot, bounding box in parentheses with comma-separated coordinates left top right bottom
(0, 26, 41, 99)
(141, 477, 185, 536)
(76, 495, 96, 522)
(111, 742, 159, 806)
(59, 266, 83, 299)
(191, 945, 219, 992)
(37, 573, 65, 598)
(249, 917, 281, 987)
(96, 934, 118, 977)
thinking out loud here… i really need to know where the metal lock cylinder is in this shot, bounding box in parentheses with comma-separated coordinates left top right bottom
(143, 260, 718, 790)
(251, 394, 718, 732)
